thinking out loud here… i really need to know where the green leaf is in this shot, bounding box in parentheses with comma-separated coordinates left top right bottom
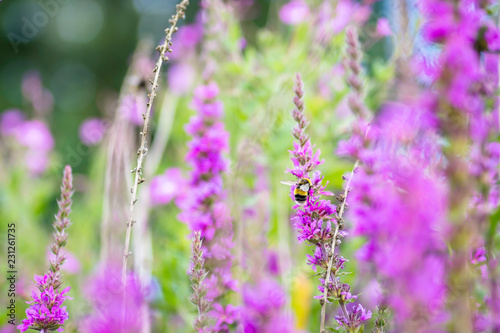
(327, 296, 340, 302)
(487, 206, 500, 245)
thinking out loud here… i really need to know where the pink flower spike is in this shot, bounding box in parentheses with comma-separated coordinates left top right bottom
(279, 0, 309, 25)
(79, 118, 107, 146)
(376, 18, 392, 36)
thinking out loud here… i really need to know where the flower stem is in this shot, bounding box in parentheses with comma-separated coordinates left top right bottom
(320, 160, 359, 333)
(121, 0, 190, 284)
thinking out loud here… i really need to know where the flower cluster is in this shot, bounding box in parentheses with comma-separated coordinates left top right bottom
(241, 279, 295, 333)
(79, 266, 145, 333)
(419, 0, 500, 330)
(286, 74, 370, 331)
(0, 110, 54, 175)
(168, 16, 203, 95)
(335, 304, 372, 330)
(79, 118, 108, 146)
(18, 166, 74, 332)
(340, 102, 448, 330)
(0, 71, 57, 175)
(18, 273, 71, 333)
(178, 82, 237, 331)
(288, 75, 336, 246)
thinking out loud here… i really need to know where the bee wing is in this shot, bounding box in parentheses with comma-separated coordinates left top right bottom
(300, 184, 310, 192)
(280, 180, 296, 186)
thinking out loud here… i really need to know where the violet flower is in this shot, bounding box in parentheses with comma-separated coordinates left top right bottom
(241, 279, 295, 333)
(279, 0, 310, 25)
(17, 273, 71, 333)
(375, 18, 391, 37)
(0, 109, 25, 136)
(167, 63, 196, 95)
(18, 166, 74, 332)
(79, 118, 107, 146)
(339, 102, 448, 330)
(177, 82, 237, 331)
(419, 1, 500, 330)
(0, 110, 54, 175)
(285, 74, 368, 331)
(150, 168, 186, 206)
(15, 120, 54, 152)
(79, 266, 145, 333)
(119, 94, 148, 126)
(335, 304, 372, 330)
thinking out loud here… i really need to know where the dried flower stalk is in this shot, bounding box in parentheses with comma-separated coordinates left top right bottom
(189, 231, 212, 331)
(319, 161, 359, 333)
(122, 0, 190, 283)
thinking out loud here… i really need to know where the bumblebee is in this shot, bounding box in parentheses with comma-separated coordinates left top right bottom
(280, 178, 312, 205)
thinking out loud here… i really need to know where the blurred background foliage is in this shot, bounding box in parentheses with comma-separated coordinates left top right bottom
(0, 0, 395, 332)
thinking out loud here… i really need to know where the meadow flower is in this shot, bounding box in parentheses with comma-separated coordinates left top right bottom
(24, 151, 50, 176)
(345, 103, 448, 330)
(241, 279, 295, 333)
(0, 109, 24, 136)
(18, 166, 74, 332)
(150, 168, 185, 206)
(419, 1, 500, 330)
(279, 0, 309, 25)
(170, 21, 203, 60)
(285, 74, 368, 331)
(80, 266, 145, 333)
(79, 118, 107, 146)
(167, 63, 196, 95)
(15, 120, 54, 151)
(178, 81, 236, 330)
(8, 119, 54, 175)
(17, 273, 71, 333)
(119, 94, 148, 126)
(335, 304, 372, 329)
(210, 303, 238, 331)
(375, 18, 391, 37)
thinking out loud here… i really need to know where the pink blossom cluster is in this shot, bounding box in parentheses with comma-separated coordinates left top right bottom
(177, 82, 237, 331)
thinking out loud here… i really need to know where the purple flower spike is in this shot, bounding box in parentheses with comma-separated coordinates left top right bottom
(18, 166, 74, 332)
(79, 265, 145, 333)
(15, 120, 54, 151)
(17, 272, 71, 333)
(79, 118, 107, 146)
(0, 109, 25, 136)
(335, 304, 372, 329)
(279, 0, 309, 25)
(177, 82, 236, 331)
(285, 74, 368, 331)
